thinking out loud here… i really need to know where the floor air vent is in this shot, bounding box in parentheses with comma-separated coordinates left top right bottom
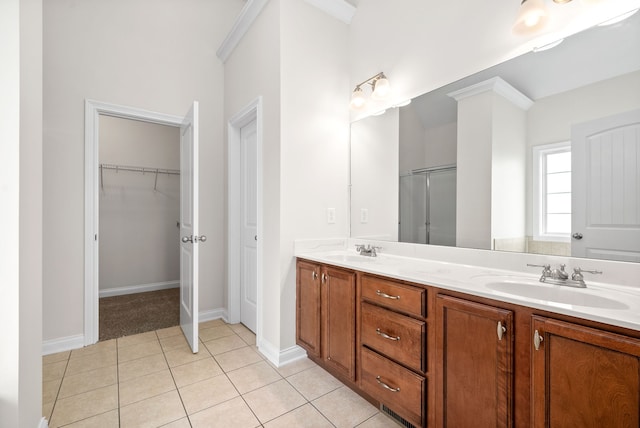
(380, 404, 416, 428)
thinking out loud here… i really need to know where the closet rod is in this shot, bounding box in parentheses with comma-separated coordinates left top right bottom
(100, 163, 180, 191)
(100, 163, 180, 176)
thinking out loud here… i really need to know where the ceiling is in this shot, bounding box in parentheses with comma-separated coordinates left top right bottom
(411, 11, 640, 129)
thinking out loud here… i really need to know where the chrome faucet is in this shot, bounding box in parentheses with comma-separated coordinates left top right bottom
(527, 263, 602, 288)
(355, 244, 382, 257)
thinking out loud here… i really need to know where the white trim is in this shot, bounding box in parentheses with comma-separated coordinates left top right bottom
(228, 97, 264, 341)
(257, 338, 308, 368)
(38, 417, 49, 428)
(304, 0, 356, 24)
(84, 99, 183, 347)
(200, 308, 227, 323)
(447, 77, 534, 111)
(42, 334, 85, 356)
(217, 0, 269, 63)
(99, 281, 179, 298)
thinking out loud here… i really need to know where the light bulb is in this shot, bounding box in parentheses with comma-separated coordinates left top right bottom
(371, 75, 390, 99)
(513, 0, 549, 35)
(350, 87, 366, 109)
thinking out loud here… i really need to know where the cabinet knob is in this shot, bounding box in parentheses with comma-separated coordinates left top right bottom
(322, 273, 328, 283)
(497, 321, 507, 341)
(534, 329, 544, 351)
(312, 271, 318, 280)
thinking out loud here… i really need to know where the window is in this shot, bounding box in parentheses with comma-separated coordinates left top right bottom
(533, 142, 571, 241)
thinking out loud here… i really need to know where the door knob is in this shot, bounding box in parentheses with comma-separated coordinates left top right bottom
(572, 232, 583, 240)
(197, 235, 207, 243)
(181, 235, 193, 243)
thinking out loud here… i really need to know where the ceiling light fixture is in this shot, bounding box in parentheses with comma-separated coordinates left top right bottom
(349, 72, 391, 109)
(512, 0, 573, 35)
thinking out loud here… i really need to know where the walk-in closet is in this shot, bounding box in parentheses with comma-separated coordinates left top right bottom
(98, 115, 181, 340)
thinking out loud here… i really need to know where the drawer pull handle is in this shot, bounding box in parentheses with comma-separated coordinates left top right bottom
(376, 290, 400, 300)
(376, 376, 400, 392)
(376, 328, 400, 341)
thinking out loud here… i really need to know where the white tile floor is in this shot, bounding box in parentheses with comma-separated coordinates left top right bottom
(43, 319, 400, 427)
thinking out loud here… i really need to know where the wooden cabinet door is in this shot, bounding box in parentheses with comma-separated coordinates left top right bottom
(296, 260, 321, 358)
(435, 295, 514, 428)
(531, 316, 640, 428)
(322, 266, 356, 380)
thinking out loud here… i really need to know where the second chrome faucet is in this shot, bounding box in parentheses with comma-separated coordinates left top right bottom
(527, 263, 602, 288)
(355, 244, 382, 257)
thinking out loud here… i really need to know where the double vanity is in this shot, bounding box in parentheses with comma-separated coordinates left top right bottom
(295, 245, 640, 428)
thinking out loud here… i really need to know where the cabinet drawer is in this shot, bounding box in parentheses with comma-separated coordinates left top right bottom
(361, 275, 426, 317)
(360, 347, 425, 428)
(361, 302, 426, 373)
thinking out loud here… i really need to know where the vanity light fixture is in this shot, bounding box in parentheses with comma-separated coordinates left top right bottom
(512, 0, 574, 35)
(349, 72, 391, 109)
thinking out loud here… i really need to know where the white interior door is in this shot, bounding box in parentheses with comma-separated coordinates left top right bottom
(240, 119, 258, 333)
(572, 108, 640, 262)
(180, 101, 200, 352)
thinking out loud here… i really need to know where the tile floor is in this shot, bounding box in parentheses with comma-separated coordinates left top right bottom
(43, 319, 400, 428)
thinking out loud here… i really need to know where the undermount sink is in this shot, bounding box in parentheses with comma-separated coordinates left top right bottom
(324, 254, 375, 263)
(485, 280, 629, 310)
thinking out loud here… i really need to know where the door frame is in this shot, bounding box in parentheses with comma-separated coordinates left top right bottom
(227, 97, 263, 340)
(84, 99, 183, 346)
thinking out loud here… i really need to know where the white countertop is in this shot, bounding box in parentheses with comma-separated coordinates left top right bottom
(296, 249, 640, 332)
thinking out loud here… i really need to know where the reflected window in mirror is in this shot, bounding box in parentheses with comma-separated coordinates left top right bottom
(532, 142, 571, 256)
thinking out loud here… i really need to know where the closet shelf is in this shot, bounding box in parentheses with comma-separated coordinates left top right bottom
(100, 163, 180, 190)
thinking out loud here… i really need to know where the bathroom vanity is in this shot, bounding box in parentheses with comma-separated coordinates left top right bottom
(295, 251, 640, 428)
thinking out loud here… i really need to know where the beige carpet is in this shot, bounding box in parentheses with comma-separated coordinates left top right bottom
(99, 288, 180, 341)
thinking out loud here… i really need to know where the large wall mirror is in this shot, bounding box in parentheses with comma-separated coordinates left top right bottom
(350, 12, 640, 263)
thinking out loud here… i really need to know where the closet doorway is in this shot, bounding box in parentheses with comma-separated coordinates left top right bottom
(85, 100, 201, 351)
(98, 115, 181, 341)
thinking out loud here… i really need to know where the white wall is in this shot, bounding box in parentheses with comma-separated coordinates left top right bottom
(0, 0, 43, 425)
(224, 0, 350, 356)
(224, 0, 283, 351)
(424, 122, 457, 169)
(99, 116, 180, 292)
(351, 109, 400, 240)
(279, 0, 351, 351)
(43, 0, 243, 342)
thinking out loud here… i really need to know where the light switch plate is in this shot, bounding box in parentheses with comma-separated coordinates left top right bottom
(327, 208, 336, 224)
(360, 208, 368, 223)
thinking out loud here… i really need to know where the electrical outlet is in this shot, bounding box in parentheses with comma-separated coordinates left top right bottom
(327, 208, 336, 224)
(360, 208, 369, 223)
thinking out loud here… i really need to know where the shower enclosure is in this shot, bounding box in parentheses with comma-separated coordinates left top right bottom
(399, 166, 456, 246)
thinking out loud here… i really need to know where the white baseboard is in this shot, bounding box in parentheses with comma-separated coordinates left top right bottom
(99, 280, 179, 298)
(199, 308, 227, 323)
(38, 417, 49, 428)
(42, 307, 228, 355)
(42, 334, 85, 356)
(257, 338, 308, 368)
